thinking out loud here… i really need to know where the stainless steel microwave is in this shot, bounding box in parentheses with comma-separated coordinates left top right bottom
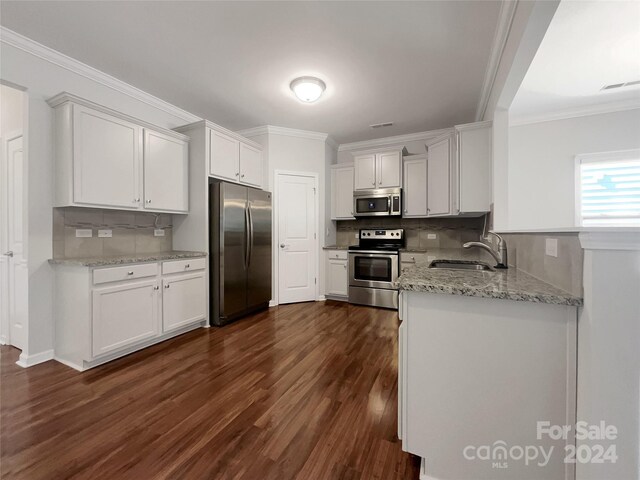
(353, 188, 402, 217)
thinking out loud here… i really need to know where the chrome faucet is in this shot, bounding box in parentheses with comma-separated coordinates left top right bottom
(463, 232, 508, 269)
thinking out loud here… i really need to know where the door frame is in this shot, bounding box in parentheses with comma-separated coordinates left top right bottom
(273, 170, 320, 306)
(0, 81, 30, 364)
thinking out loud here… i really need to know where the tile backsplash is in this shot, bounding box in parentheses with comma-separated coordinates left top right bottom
(335, 216, 486, 249)
(53, 207, 173, 259)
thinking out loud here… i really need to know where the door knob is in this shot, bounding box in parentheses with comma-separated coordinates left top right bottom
(280, 243, 286, 248)
(3, 251, 13, 257)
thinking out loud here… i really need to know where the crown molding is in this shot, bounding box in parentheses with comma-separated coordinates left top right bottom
(337, 127, 453, 153)
(236, 125, 328, 142)
(579, 231, 640, 251)
(475, 0, 519, 121)
(509, 100, 640, 127)
(325, 136, 339, 152)
(0, 26, 201, 123)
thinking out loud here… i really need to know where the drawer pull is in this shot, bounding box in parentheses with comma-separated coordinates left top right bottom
(127, 271, 134, 275)
(185, 264, 190, 269)
(153, 286, 159, 290)
(165, 284, 170, 289)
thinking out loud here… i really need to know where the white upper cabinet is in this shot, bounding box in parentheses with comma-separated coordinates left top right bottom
(426, 135, 453, 216)
(239, 142, 263, 187)
(455, 121, 492, 214)
(354, 154, 376, 190)
(144, 129, 189, 212)
(72, 104, 142, 209)
(331, 164, 355, 220)
(48, 93, 190, 214)
(354, 149, 402, 190)
(210, 129, 240, 182)
(402, 155, 428, 217)
(377, 151, 402, 188)
(206, 123, 263, 188)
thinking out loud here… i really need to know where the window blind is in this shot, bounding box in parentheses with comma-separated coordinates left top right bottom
(580, 158, 640, 226)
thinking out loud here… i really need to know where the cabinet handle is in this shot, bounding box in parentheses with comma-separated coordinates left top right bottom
(404, 209, 408, 213)
(235, 172, 240, 177)
(146, 199, 151, 204)
(241, 174, 245, 178)
(153, 286, 159, 290)
(343, 265, 347, 269)
(185, 264, 190, 269)
(372, 182, 376, 186)
(164, 284, 170, 289)
(133, 198, 140, 203)
(127, 271, 134, 275)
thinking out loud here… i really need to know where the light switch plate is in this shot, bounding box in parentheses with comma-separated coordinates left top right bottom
(154, 229, 165, 237)
(545, 238, 558, 257)
(427, 233, 437, 240)
(75, 229, 92, 238)
(355, 233, 359, 239)
(98, 229, 112, 238)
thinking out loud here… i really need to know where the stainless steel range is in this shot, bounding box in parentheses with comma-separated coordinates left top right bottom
(348, 228, 404, 309)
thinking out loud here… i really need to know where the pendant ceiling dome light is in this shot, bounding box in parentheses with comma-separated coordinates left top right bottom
(290, 76, 326, 103)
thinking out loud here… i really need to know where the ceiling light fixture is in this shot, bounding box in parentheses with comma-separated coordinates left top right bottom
(290, 76, 326, 103)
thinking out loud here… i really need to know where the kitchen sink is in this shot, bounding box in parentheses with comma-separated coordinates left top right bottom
(428, 260, 495, 271)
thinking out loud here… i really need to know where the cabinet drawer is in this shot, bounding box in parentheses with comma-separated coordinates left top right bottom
(400, 252, 428, 265)
(162, 257, 206, 275)
(93, 263, 158, 285)
(326, 250, 348, 260)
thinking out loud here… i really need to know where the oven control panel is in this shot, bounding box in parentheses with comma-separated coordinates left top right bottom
(359, 229, 404, 239)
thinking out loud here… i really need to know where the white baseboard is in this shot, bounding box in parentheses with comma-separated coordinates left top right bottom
(318, 295, 326, 301)
(269, 300, 277, 307)
(53, 356, 83, 372)
(16, 349, 54, 368)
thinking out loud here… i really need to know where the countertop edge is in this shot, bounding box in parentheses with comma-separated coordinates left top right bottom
(48, 251, 208, 267)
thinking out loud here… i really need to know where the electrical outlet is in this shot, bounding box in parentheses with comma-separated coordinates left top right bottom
(154, 229, 165, 237)
(427, 233, 437, 240)
(545, 238, 558, 257)
(355, 233, 359, 239)
(98, 229, 112, 238)
(75, 229, 92, 238)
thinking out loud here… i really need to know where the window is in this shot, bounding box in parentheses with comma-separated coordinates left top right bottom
(576, 149, 640, 226)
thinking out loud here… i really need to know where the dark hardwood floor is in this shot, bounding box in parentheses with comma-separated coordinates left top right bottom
(1, 301, 420, 480)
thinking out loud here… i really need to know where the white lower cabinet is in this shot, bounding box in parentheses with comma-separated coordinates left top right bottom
(92, 279, 160, 357)
(325, 250, 348, 299)
(162, 272, 207, 332)
(54, 257, 207, 371)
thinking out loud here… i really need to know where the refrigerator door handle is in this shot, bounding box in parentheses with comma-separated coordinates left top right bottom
(247, 201, 254, 268)
(244, 205, 250, 270)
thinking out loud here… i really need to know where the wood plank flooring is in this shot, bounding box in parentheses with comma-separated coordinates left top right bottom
(1, 301, 420, 480)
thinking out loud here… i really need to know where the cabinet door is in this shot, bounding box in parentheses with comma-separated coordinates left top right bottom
(73, 105, 142, 209)
(162, 272, 206, 333)
(377, 151, 402, 188)
(92, 279, 160, 357)
(403, 158, 428, 217)
(327, 259, 348, 296)
(457, 124, 492, 213)
(143, 129, 188, 212)
(427, 137, 451, 216)
(239, 143, 262, 187)
(354, 154, 377, 190)
(332, 166, 355, 219)
(210, 129, 240, 182)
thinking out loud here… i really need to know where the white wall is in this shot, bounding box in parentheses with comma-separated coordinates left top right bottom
(0, 84, 24, 135)
(244, 130, 331, 301)
(507, 109, 640, 230)
(0, 41, 197, 358)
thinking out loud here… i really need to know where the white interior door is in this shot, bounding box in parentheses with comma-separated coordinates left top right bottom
(277, 173, 317, 304)
(1, 134, 27, 350)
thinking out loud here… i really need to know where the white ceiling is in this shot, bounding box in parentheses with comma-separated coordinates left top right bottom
(510, 0, 640, 121)
(0, 1, 501, 143)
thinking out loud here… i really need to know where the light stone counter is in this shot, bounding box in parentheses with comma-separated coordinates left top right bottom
(48, 251, 206, 267)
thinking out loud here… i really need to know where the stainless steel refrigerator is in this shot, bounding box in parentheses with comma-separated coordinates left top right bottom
(209, 181, 272, 326)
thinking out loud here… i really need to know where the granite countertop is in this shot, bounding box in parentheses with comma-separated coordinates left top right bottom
(397, 261, 582, 306)
(323, 245, 351, 250)
(49, 251, 207, 267)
